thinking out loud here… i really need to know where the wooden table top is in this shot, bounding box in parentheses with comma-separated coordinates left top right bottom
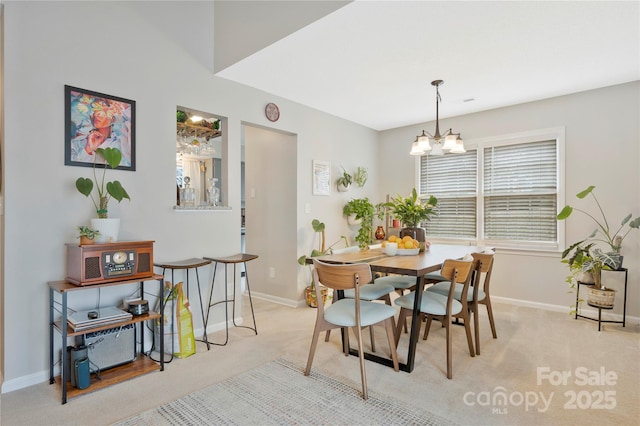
(313, 244, 488, 276)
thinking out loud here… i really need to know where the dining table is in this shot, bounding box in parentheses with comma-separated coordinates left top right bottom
(311, 243, 489, 373)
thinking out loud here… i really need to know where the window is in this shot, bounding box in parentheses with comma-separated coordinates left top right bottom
(419, 128, 563, 250)
(420, 151, 477, 239)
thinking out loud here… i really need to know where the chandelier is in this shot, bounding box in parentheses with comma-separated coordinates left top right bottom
(410, 80, 465, 156)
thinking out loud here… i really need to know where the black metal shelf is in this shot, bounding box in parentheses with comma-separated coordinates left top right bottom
(575, 268, 627, 331)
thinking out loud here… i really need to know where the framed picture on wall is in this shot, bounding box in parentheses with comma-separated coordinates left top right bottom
(312, 160, 331, 196)
(64, 85, 136, 171)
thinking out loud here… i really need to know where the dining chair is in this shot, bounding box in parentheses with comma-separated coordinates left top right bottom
(425, 252, 495, 355)
(326, 245, 396, 352)
(394, 258, 475, 379)
(305, 259, 399, 399)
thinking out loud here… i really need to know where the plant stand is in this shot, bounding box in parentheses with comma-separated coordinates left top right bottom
(575, 268, 628, 331)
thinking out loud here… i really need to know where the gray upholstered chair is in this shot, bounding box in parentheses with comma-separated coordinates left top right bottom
(326, 245, 396, 352)
(305, 259, 399, 399)
(394, 258, 476, 379)
(426, 252, 496, 354)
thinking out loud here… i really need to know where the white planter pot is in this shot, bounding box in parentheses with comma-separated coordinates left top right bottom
(91, 218, 120, 243)
(347, 214, 362, 226)
(337, 183, 350, 192)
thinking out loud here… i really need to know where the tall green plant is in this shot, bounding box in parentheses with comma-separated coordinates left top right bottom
(557, 185, 639, 256)
(297, 219, 347, 290)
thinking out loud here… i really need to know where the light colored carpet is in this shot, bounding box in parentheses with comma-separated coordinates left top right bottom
(113, 358, 455, 426)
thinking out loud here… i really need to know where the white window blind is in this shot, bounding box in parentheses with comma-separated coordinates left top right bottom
(420, 151, 477, 239)
(419, 135, 560, 248)
(483, 140, 557, 242)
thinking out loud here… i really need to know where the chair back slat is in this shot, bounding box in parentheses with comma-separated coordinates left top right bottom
(471, 253, 494, 273)
(471, 252, 494, 294)
(439, 259, 473, 284)
(312, 259, 372, 290)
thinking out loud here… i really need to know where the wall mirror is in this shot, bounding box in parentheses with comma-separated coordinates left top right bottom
(176, 106, 226, 209)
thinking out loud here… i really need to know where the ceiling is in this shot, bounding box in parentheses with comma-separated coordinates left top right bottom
(216, 1, 639, 131)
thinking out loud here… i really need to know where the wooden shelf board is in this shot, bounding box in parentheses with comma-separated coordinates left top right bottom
(53, 311, 160, 337)
(56, 356, 160, 400)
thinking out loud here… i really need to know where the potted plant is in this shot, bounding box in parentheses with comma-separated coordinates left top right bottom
(557, 185, 639, 269)
(353, 166, 368, 188)
(75, 147, 131, 242)
(343, 198, 385, 249)
(297, 219, 348, 307)
(336, 167, 353, 192)
(77, 226, 100, 245)
(385, 188, 437, 251)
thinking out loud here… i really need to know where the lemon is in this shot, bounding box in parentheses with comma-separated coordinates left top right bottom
(402, 235, 413, 243)
(404, 241, 415, 249)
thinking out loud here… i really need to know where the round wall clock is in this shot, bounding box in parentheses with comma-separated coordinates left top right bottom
(265, 103, 280, 122)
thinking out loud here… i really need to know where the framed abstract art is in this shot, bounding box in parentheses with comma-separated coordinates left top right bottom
(64, 85, 136, 171)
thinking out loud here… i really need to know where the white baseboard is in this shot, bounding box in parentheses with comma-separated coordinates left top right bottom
(2, 370, 49, 394)
(247, 291, 302, 308)
(493, 296, 640, 325)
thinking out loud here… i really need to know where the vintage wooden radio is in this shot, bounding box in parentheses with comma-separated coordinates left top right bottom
(66, 240, 154, 285)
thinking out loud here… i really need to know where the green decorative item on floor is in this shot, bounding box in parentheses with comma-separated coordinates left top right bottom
(558, 185, 639, 312)
(297, 219, 347, 307)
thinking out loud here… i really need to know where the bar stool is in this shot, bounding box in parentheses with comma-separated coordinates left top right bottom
(154, 258, 212, 350)
(203, 253, 258, 346)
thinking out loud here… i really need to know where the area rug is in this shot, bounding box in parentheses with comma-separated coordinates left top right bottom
(112, 358, 455, 426)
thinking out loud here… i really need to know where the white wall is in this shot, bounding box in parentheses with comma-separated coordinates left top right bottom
(1, 1, 378, 391)
(379, 81, 640, 318)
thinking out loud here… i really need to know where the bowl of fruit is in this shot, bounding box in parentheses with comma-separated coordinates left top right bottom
(381, 235, 422, 255)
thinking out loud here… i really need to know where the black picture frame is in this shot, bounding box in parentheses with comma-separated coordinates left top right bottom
(64, 85, 136, 171)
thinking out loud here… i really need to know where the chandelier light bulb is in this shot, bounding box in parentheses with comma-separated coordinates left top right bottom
(410, 140, 425, 156)
(442, 133, 457, 151)
(449, 136, 466, 153)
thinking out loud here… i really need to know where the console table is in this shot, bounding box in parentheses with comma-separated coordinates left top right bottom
(48, 274, 164, 404)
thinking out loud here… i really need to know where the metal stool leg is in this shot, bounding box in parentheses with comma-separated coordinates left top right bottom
(206, 261, 230, 346)
(192, 268, 210, 349)
(231, 262, 257, 334)
(243, 261, 258, 334)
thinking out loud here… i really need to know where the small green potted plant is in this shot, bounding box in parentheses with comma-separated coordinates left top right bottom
(353, 166, 368, 188)
(297, 219, 348, 307)
(385, 188, 437, 250)
(336, 167, 353, 192)
(343, 198, 385, 249)
(77, 226, 100, 245)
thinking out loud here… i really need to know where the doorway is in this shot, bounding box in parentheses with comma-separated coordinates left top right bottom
(242, 124, 298, 301)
